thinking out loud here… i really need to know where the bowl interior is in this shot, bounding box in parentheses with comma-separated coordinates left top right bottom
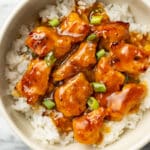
(0, 0, 150, 150)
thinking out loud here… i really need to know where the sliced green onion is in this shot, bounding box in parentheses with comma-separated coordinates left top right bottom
(43, 99, 55, 109)
(90, 15, 103, 25)
(48, 18, 60, 27)
(87, 97, 99, 110)
(87, 33, 97, 41)
(96, 49, 106, 60)
(44, 52, 56, 67)
(92, 82, 107, 93)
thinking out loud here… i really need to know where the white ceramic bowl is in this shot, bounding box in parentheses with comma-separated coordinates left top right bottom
(0, 0, 150, 150)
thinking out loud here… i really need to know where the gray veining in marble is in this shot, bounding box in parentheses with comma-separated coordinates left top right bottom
(0, 0, 149, 150)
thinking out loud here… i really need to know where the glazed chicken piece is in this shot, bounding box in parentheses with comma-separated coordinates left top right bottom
(96, 83, 146, 121)
(94, 57, 125, 92)
(92, 22, 129, 50)
(53, 116, 72, 133)
(59, 12, 90, 43)
(73, 108, 106, 144)
(16, 59, 51, 104)
(54, 73, 93, 117)
(53, 41, 97, 82)
(50, 111, 73, 133)
(110, 43, 149, 75)
(26, 26, 72, 58)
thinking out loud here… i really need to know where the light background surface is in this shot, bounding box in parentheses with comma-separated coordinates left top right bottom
(0, 0, 149, 149)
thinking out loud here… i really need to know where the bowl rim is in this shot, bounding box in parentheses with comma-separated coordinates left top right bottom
(0, 0, 150, 150)
(0, 1, 41, 149)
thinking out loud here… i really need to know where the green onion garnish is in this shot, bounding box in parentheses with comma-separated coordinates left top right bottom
(90, 15, 103, 25)
(87, 33, 97, 41)
(92, 82, 107, 92)
(48, 18, 60, 27)
(44, 52, 56, 67)
(87, 97, 99, 110)
(96, 49, 106, 60)
(43, 99, 55, 109)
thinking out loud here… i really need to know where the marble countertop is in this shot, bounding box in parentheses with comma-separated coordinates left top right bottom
(0, 0, 150, 150)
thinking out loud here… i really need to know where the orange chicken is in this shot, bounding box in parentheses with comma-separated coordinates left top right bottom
(16, 59, 51, 104)
(110, 43, 149, 75)
(94, 57, 125, 92)
(73, 108, 106, 144)
(96, 83, 146, 121)
(59, 12, 90, 42)
(54, 73, 93, 117)
(26, 26, 72, 58)
(92, 22, 129, 50)
(53, 42, 97, 82)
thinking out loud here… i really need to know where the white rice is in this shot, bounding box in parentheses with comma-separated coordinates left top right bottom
(5, 0, 150, 148)
(105, 3, 135, 23)
(105, 3, 150, 34)
(39, 0, 76, 22)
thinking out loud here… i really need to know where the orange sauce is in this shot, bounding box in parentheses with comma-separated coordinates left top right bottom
(101, 123, 111, 134)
